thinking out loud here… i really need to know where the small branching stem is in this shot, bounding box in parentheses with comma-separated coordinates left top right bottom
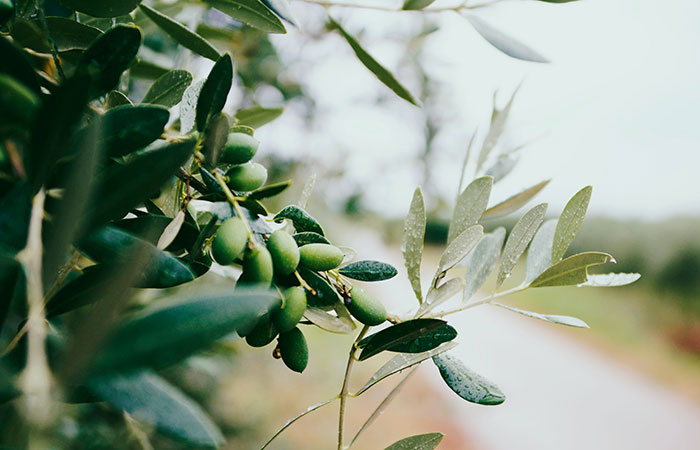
(338, 325, 370, 450)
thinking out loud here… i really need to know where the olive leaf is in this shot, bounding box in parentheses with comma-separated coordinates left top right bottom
(338, 260, 398, 282)
(248, 180, 291, 200)
(384, 433, 444, 450)
(204, 0, 286, 34)
(448, 176, 492, 244)
(496, 203, 547, 288)
(552, 186, 592, 263)
(79, 25, 141, 97)
(465, 15, 549, 63)
(235, 106, 284, 128)
(139, 4, 220, 62)
(104, 90, 132, 109)
(525, 219, 557, 283)
(88, 371, 225, 448)
(579, 273, 640, 287)
(419, 278, 465, 316)
(475, 86, 520, 174)
(461, 228, 505, 302)
(433, 354, 505, 405)
(402, 187, 426, 303)
(402, 0, 436, 10)
(196, 53, 233, 132)
(0, 35, 42, 94)
(357, 318, 448, 361)
(57, 0, 143, 18)
(41, 17, 102, 51)
(293, 232, 330, 246)
(304, 307, 355, 333)
(297, 267, 340, 307)
(142, 69, 193, 107)
(482, 179, 550, 220)
(494, 303, 589, 328)
(273, 205, 324, 235)
(329, 16, 418, 106)
(437, 224, 483, 275)
(529, 252, 614, 288)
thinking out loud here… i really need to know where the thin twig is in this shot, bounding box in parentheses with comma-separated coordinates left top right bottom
(260, 397, 338, 449)
(338, 325, 370, 450)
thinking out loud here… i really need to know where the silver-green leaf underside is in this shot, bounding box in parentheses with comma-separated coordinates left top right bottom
(403, 187, 426, 303)
(525, 219, 557, 283)
(496, 203, 547, 287)
(530, 252, 614, 288)
(552, 186, 592, 262)
(462, 227, 506, 302)
(438, 224, 483, 275)
(433, 354, 505, 405)
(494, 303, 589, 328)
(578, 272, 640, 287)
(448, 176, 492, 243)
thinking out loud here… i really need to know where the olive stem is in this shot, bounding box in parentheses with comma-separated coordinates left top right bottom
(260, 397, 338, 450)
(293, 270, 315, 293)
(338, 325, 370, 450)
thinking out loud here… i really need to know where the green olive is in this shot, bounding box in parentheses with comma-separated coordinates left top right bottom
(278, 327, 308, 373)
(226, 162, 268, 192)
(0, 74, 39, 124)
(299, 243, 344, 271)
(267, 230, 300, 275)
(245, 318, 278, 347)
(220, 131, 259, 165)
(238, 244, 274, 287)
(211, 217, 248, 266)
(347, 287, 387, 326)
(273, 287, 307, 333)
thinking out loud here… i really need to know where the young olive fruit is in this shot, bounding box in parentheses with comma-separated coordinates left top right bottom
(245, 319, 278, 347)
(211, 217, 248, 266)
(299, 243, 344, 271)
(347, 287, 387, 326)
(267, 230, 300, 275)
(220, 131, 259, 164)
(273, 287, 307, 333)
(277, 327, 308, 373)
(238, 244, 274, 287)
(226, 162, 267, 192)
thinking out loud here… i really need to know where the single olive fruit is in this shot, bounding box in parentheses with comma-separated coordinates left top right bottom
(226, 162, 268, 192)
(245, 319, 278, 347)
(267, 230, 300, 275)
(0, 74, 39, 124)
(211, 217, 248, 266)
(238, 245, 274, 287)
(278, 327, 308, 373)
(299, 243, 344, 271)
(347, 287, 387, 326)
(273, 287, 307, 333)
(220, 131, 259, 165)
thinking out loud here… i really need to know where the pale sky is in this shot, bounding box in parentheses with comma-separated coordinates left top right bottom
(254, 0, 700, 220)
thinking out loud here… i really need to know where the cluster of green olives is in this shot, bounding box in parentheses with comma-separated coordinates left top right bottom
(208, 131, 389, 373)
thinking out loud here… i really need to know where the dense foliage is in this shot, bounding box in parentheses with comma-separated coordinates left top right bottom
(0, 0, 639, 449)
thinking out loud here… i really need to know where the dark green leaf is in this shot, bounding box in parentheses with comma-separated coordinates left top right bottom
(43, 17, 103, 51)
(10, 18, 52, 53)
(358, 318, 447, 361)
(139, 4, 220, 62)
(273, 205, 324, 235)
(297, 266, 340, 307)
(202, 113, 230, 167)
(0, 34, 41, 93)
(239, 198, 268, 216)
(384, 432, 444, 450)
(338, 260, 398, 282)
(387, 324, 457, 354)
(248, 180, 291, 200)
(433, 354, 505, 405)
(130, 58, 169, 79)
(329, 17, 418, 106)
(0, 255, 22, 334)
(56, 0, 143, 18)
(402, 0, 436, 10)
(90, 288, 281, 374)
(142, 69, 193, 107)
(234, 106, 283, 128)
(0, 183, 31, 253)
(78, 226, 195, 288)
(46, 264, 122, 317)
(196, 53, 233, 132)
(552, 186, 592, 263)
(293, 232, 330, 246)
(88, 371, 224, 448)
(79, 25, 141, 97)
(104, 90, 132, 109)
(465, 15, 548, 63)
(87, 139, 196, 229)
(114, 214, 199, 251)
(204, 0, 286, 34)
(261, 0, 297, 26)
(529, 252, 614, 288)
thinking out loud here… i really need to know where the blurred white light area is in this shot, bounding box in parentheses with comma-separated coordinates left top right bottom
(260, 0, 700, 219)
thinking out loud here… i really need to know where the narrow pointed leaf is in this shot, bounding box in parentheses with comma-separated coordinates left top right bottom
(438, 225, 483, 274)
(57, 0, 143, 17)
(530, 252, 614, 288)
(261, 0, 297, 26)
(552, 186, 592, 262)
(476, 86, 520, 173)
(304, 307, 355, 333)
(384, 432, 444, 450)
(157, 211, 186, 250)
(139, 4, 220, 61)
(297, 267, 340, 307)
(41, 17, 103, 51)
(204, 0, 286, 34)
(579, 272, 641, 287)
(234, 106, 283, 128)
(248, 180, 291, 200)
(482, 179, 550, 220)
(462, 227, 505, 302)
(484, 154, 518, 183)
(88, 371, 224, 448)
(293, 232, 330, 246)
(388, 324, 457, 354)
(104, 90, 132, 109)
(196, 53, 233, 132)
(142, 69, 193, 107)
(356, 341, 457, 396)
(0, 35, 42, 94)
(329, 17, 418, 106)
(418, 278, 465, 316)
(402, 0, 436, 10)
(358, 318, 447, 361)
(338, 260, 398, 282)
(79, 25, 141, 97)
(402, 187, 426, 303)
(273, 205, 324, 235)
(494, 303, 589, 328)
(90, 288, 281, 374)
(496, 203, 547, 287)
(433, 354, 505, 405)
(465, 15, 548, 63)
(180, 78, 205, 134)
(448, 176, 492, 243)
(525, 219, 556, 282)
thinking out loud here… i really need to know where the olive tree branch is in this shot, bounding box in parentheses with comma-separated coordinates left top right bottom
(338, 324, 370, 450)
